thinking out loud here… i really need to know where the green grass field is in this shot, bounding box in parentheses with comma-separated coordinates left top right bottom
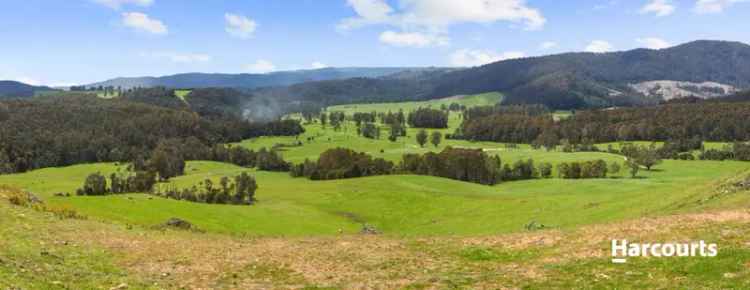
(175, 89, 191, 101)
(328, 92, 503, 113)
(4, 93, 750, 288)
(2, 94, 749, 238)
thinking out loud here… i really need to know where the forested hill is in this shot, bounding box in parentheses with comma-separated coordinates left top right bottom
(428, 40, 750, 109)
(259, 40, 750, 110)
(0, 81, 56, 99)
(87, 67, 443, 89)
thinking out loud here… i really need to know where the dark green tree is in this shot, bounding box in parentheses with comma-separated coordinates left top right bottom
(430, 131, 442, 148)
(416, 129, 428, 148)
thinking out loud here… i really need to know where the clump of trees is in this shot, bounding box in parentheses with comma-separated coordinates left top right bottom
(557, 160, 609, 179)
(380, 110, 406, 126)
(699, 142, 750, 161)
(254, 147, 291, 171)
(76, 169, 157, 196)
(147, 141, 186, 181)
(400, 147, 543, 185)
(408, 108, 448, 129)
(353, 112, 377, 126)
(621, 144, 662, 171)
(290, 148, 394, 180)
(358, 122, 381, 139)
(388, 123, 406, 142)
(400, 147, 503, 185)
(657, 138, 703, 159)
(153, 172, 258, 205)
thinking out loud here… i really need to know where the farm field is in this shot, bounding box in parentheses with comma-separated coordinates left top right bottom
(2, 94, 749, 237)
(3, 94, 750, 289)
(4, 184, 750, 289)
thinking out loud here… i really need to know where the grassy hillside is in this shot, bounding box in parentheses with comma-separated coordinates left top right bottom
(2, 158, 747, 237)
(2, 94, 749, 237)
(328, 92, 502, 113)
(3, 186, 750, 289)
(3, 95, 750, 288)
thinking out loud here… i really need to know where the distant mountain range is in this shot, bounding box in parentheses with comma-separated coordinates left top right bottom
(0, 81, 56, 99)
(424, 40, 750, 109)
(5, 40, 750, 110)
(270, 40, 750, 109)
(86, 67, 444, 89)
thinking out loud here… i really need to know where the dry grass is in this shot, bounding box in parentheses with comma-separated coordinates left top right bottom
(37, 208, 750, 289)
(4, 183, 750, 289)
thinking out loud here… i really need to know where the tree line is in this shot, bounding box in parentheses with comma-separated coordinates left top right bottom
(152, 172, 258, 205)
(457, 102, 750, 147)
(76, 169, 258, 206)
(0, 94, 301, 174)
(290, 148, 394, 180)
(407, 107, 448, 129)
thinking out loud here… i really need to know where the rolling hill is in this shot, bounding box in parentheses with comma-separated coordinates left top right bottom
(0, 81, 56, 99)
(428, 40, 750, 109)
(86, 67, 445, 90)
(259, 40, 750, 110)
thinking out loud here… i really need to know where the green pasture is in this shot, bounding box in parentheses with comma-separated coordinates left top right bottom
(1, 93, 748, 237)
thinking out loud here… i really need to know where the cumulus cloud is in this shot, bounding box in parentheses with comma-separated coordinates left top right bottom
(636, 37, 671, 49)
(93, 0, 153, 9)
(694, 0, 749, 14)
(311, 62, 329, 69)
(225, 13, 257, 39)
(339, 0, 546, 31)
(539, 41, 558, 50)
(121, 12, 167, 35)
(450, 49, 525, 67)
(379, 31, 449, 47)
(246, 60, 276, 74)
(585, 40, 614, 53)
(640, 0, 676, 16)
(140, 52, 212, 63)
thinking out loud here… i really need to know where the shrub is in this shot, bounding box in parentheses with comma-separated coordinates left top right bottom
(76, 173, 108, 196)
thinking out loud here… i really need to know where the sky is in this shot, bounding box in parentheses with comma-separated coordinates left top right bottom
(0, 0, 748, 86)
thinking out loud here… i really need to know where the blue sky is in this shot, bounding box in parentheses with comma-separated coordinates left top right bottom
(0, 0, 748, 86)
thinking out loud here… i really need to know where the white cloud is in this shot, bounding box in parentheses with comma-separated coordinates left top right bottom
(140, 52, 212, 63)
(585, 40, 614, 53)
(341, 0, 393, 29)
(121, 12, 167, 35)
(636, 37, 671, 49)
(225, 13, 257, 39)
(539, 41, 558, 50)
(311, 62, 329, 69)
(450, 49, 525, 67)
(694, 0, 749, 14)
(338, 0, 546, 39)
(246, 60, 276, 74)
(379, 31, 449, 47)
(339, 0, 544, 50)
(93, 0, 153, 9)
(640, 0, 676, 17)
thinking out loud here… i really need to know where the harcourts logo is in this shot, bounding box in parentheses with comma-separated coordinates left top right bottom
(611, 239, 718, 263)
